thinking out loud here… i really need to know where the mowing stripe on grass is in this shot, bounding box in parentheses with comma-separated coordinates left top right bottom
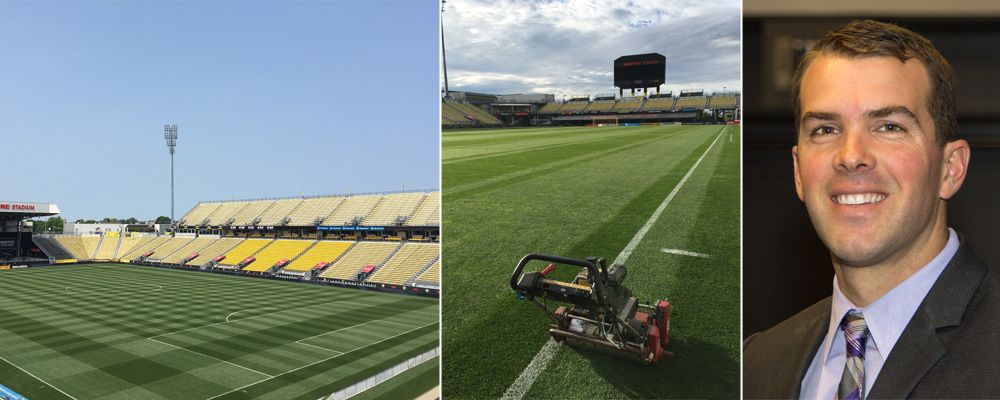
(501, 125, 728, 400)
(205, 321, 437, 399)
(0, 354, 78, 400)
(446, 128, 689, 197)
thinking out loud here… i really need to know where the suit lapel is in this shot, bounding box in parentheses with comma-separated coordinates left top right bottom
(868, 241, 986, 398)
(776, 299, 830, 398)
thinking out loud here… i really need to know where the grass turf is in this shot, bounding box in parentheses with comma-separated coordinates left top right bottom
(442, 125, 740, 399)
(0, 264, 438, 399)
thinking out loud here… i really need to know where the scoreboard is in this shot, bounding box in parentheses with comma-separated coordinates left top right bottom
(614, 53, 666, 90)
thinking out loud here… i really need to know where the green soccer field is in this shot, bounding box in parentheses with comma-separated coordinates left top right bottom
(0, 264, 439, 399)
(442, 125, 740, 399)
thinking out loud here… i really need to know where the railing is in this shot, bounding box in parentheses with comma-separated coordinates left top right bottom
(326, 347, 439, 400)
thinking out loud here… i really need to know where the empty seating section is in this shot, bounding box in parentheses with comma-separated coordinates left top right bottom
(161, 237, 218, 264)
(282, 241, 353, 272)
(408, 191, 440, 226)
(537, 103, 562, 114)
(93, 235, 120, 260)
(186, 238, 242, 266)
(81, 236, 100, 259)
(709, 95, 738, 108)
(447, 101, 502, 125)
(364, 192, 425, 226)
(230, 200, 274, 226)
(119, 236, 171, 262)
(613, 97, 643, 112)
(559, 101, 589, 113)
(54, 236, 90, 260)
(416, 259, 440, 284)
(33, 236, 74, 259)
(145, 236, 194, 261)
(322, 196, 382, 226)
(368, 243, 439, 285)
(242, 239, 314, 272)
(642, 97, 676, 111)
(674, 96, 707, 109)
(319, 242, 399, 280)
(220, 239, 272, 266)
(257, 198, 303, 226)
(115, 236, 153, 260)
(585, 101, 615, 112)
(442, 101, 474, 124)
(287, 197, 345, 226)
(179, 202, 222, 226)
(205, 202, 248, 226)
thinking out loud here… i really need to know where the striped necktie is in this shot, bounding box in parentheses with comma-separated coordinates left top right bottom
(837, 309, 870, 400)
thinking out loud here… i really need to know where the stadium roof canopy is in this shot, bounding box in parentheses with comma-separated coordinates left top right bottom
(0, 201, 60, 221)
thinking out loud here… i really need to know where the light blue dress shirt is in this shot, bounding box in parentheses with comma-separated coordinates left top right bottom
(799, 228, 959, 399)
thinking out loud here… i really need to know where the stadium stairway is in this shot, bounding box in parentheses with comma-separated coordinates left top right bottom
(299, 241, 358, 280)
(360, 241, 405, 281)
(406, 256, 440, 286)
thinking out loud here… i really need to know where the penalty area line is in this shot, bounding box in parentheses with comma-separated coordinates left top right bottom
(660, 248, 711, 258)
(0, 354, 79, 400)
(500, 125, 728, 400)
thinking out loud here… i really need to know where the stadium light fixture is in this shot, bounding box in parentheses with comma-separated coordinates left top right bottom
(441, 0, 449, 99)
(164, 124, 178, 230)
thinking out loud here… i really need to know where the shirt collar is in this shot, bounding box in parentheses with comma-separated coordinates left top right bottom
(821, 228, 959, 360)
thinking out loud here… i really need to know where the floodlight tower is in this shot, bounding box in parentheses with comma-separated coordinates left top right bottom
(441, 0, 449, 99)
(164, 124, 178, 229)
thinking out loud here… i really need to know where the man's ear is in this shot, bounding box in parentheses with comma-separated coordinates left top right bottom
(793, 145, 804, 201)
(940, 139, 971, 200)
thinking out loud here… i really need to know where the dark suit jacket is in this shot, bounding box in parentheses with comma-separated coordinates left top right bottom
(744, 241, 1000, 399)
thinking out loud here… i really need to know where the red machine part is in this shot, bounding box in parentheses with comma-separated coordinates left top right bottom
(540, 263, 557, 276)
(657, 300, 670, 348)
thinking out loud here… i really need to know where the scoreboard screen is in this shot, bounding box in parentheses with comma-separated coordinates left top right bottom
(614, 53, 666, 89)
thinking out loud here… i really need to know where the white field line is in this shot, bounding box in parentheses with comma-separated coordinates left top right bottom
(501, 125, 728, 400)
(149, 297, 428, 340)
(499, 338, 562, 400)
(295, 319, 421, 350)
(660, 248, 711, 258)
(0, 354, 79, 399)
(206, 321, 437, 400)
(146, 337, 273, 378)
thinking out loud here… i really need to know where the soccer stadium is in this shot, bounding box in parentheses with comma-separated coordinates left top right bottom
(0, 192, 440, 399)
(0, 1, 440, 398)
(439, 1, 740, 398)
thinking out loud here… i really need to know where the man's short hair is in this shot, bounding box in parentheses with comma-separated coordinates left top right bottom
(792, 19, 958, 145)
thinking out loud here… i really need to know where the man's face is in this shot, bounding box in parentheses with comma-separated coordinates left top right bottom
(793, 54, 952, 268)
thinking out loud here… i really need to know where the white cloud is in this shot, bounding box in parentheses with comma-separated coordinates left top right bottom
(441, 0, 740, 98)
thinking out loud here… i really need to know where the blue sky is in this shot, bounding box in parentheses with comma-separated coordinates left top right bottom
(0, 1, 440, 222)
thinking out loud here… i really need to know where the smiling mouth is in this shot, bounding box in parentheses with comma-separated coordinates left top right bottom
(833, 193, 887, 205)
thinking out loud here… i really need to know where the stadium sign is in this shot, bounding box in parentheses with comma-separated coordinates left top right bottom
(0, 201, 60, 216)
(0, 203, 35, 211)
(317, 226, 386, 231)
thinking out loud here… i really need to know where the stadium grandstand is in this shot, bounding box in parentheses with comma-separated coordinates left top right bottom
(443, 89, 740, 128)
(20, 190, 441, 296)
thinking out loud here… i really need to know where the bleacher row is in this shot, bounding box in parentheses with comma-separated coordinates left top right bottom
(441, 100, 502, 127)
(35, 234, 440, 286)
(536, 94, 739, 114)
(177, 191, 439, 228)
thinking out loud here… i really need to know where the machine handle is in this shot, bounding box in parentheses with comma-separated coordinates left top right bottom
(510, 253, 597, 291)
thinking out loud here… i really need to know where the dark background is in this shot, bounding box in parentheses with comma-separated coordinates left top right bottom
(743, 16, 1000, 338)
